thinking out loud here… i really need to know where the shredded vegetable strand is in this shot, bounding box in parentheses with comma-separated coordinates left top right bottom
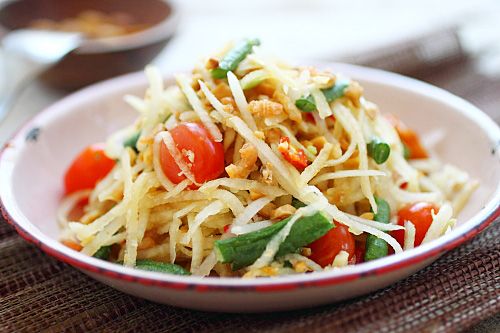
(199, 178, 287, 198)
(176, 74, 222, 142)
(182, 200, 226, 244)
(310, 170, 387, 185)
(422, 203, 453, 244)
(333, 103, 377, 213)
(404, 221, 416, 250)
(300, 143, 333, 185)
(124, 172, 157, 266)
(325, 138, 356, 167)
(227, 71, 257, 130)
(153, 131, 175, 191)
(233, 196, 273, 226)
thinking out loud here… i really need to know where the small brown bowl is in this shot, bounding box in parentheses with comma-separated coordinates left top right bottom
(0, 0, 179, 90)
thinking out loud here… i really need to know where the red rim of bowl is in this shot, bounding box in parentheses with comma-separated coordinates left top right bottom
(0, 66, 499, 293)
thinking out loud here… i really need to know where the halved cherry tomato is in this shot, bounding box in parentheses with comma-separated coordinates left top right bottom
(392, 202, 439, 247)
(64, 144, 115, 194)
(304, 113, 316, 123)
(277, 136, 309, 170)
(159, 122, 224, 184)
(308, 223, 355, 267)
(386, 114, 428, 159)
(353, 241, 366, 264)
(62, 240, 83, 251)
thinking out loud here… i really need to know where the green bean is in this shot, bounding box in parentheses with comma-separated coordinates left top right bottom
(364, 197, 391, 261)
(367, 139, 391, 164)
(215, 211, 332, 270)
(295, 95, 316, 112)
(295, 81, 349, 112)
(211, 39, 260, 79)
(322, 81, 349, 103)
(135, 260, 191, 275)
(93, 245, 112, 260)
(124, 131, 141, 152)
(403, 143, 410, 160)
(291, 198, 307, 209)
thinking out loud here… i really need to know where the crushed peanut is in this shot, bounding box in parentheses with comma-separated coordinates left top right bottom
(264, 128, 281, 144)
(260, 162, 274, 184)
(270, 204, 297, 220)
(364, 100, 379, 119)
(225, 143, 258, 179)
(293, 261, 310, 273)
(344, 156, 360, 169)
(339, 136, 350, 151)
(139, 143, 154, 167)
(311, 72, 335, 89)
(249, 190, 265, 200)
(243, 266, 278, 278)
(273, 89, 302, 122)
(254, 130, 265, 140)
(251, 82, 276, 97)
(212, 82, 232, 100)
(138, 236, 155, 250)
(301, 247, 312, 257)
(248, 99, 284, 118)
(220, 96, 237, 110)
(205, 57, 219, 70)
(311, 136, 327, 151)
(259, 202, 276, 219)
(344, 81, 363, 107)
(360, 212, 374, 220)
(355, 199, 372, 215)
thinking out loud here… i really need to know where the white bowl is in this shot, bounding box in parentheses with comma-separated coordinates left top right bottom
(1, 64, 499, 313)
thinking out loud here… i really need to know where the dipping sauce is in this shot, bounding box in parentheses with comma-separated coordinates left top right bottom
(29, 10, 151, 38)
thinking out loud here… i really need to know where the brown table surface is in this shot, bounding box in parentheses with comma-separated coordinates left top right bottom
(1, 57, 499, 332)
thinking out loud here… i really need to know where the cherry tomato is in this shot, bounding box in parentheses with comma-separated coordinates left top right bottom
(62, 240, 82, 251)
(353, 241, 366, 264)
(386, 114, 428, 159)
(159, 122, 224, 184)
(392, 202, 439, 247)
(308, 223, 355, 267)
(304, 113, 316, 123)
(64, 144, 115, 194)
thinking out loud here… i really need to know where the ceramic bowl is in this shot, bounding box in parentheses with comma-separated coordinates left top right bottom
(0, 64, 499, 313)
(0, 0, 179, 90)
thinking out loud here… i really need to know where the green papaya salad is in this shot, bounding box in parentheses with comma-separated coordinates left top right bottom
(58, 39, 478, 277)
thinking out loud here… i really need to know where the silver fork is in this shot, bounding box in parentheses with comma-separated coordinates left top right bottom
(0, 29, 81, 123)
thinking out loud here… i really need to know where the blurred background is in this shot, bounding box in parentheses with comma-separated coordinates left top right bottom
(0, 0, 499, 143)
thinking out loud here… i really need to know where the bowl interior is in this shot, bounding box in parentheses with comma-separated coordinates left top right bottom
(2, 65, 499, 270)
(0, 0, 170, 33)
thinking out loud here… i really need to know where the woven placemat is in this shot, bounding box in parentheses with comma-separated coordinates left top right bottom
(0, 217, 498, 333)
